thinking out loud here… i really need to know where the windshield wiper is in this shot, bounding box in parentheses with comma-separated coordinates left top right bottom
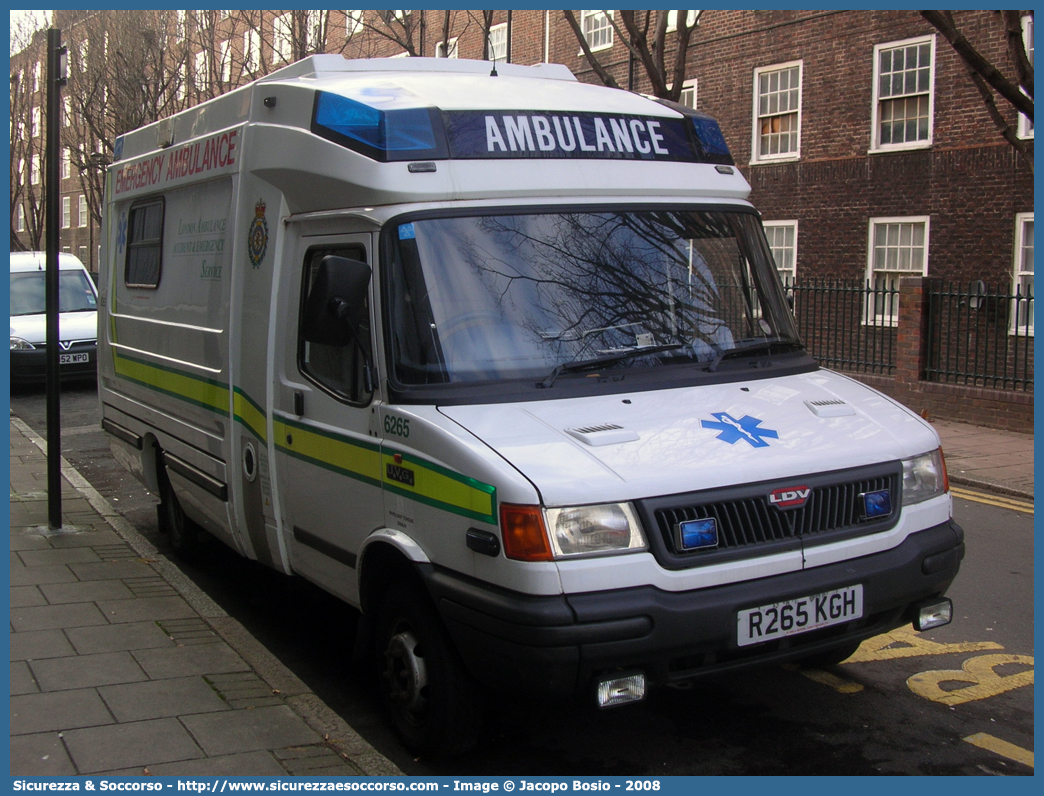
(706, 337, 803, 372)
(539, 343, 683, 389)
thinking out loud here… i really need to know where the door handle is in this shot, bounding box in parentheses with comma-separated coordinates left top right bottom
(293, 390, 304, 416)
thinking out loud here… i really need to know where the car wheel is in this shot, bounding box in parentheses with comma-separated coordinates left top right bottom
(157, 464, 202, 559)
(374, 580, 484, 757)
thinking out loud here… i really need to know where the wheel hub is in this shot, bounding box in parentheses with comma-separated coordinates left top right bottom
(384, 630, 428, 717)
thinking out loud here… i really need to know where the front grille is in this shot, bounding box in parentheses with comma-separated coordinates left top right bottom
(637, 463, 902, 569)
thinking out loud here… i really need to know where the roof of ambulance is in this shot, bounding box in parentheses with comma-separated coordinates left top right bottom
(267, 56, 680, 116)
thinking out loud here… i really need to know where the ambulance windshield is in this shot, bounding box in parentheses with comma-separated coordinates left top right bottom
(386, 208, 805, 392)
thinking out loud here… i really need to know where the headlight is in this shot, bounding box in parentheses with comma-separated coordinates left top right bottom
(902, 449, 949, 505)
(10, 337, 36, 351)
(544, 503, 647, 558)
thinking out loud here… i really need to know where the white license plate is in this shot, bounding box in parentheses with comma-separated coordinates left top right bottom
(59, 353, 89, 365)
(737, 584, 863, 647)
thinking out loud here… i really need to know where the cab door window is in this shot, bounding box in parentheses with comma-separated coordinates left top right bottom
(298, 245, 373, 404)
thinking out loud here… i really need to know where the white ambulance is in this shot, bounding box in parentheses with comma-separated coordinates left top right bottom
(99, 56, 962, 756)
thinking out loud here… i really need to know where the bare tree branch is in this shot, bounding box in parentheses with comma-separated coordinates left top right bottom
(563, 10, 621, 90)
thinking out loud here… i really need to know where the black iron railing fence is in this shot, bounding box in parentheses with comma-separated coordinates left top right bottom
(782, 278, 1033, 391)
(925, 281, 1034, 391)
(786, 278, 898, 375)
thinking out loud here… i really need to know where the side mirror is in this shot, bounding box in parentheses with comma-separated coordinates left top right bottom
(301, 255, 371, 346)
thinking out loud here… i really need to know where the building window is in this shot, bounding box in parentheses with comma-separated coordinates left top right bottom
(866, 217, 929, 325)
(219, 40, 232, 84)
(78, 195, 88, 228)
(666, 11, 699, 32)
(31, 156, 41, 186)
(436, 37, 459, 59)
(79, 246, 88, 267)
(194, 50, 208, 92)
(32, 107, 41, 137)
(581, 10, 613, 52)
(62, 148, 71, 180)
(872, 36, 935, 151)
(1013, 212, 1034, 335)
(763, 221, 798, 286)
(125, 199, 165, 288)
(244, 29, 261, 74)
(752, 62, 802, 162)
(345, 10, 363, 37)
(1019, 15, 1034, 139)
(62, 196, 71, 229)
(274, 13, 294, 64)
(679, 78, 697, 109)
(17, 204, 25, 233)
(489, 23, 507, 61)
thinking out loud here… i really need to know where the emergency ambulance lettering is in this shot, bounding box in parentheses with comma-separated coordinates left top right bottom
(609, 118, 634, 153)
(485, 117, 508, 152)
(630, 120, 652, 154)
(114, 155, 165, 195)
(503, 116, 535, 152)
(593, 118, 616, 152)
(553, 116, 576, 151)
(574, 117, 597, 152)
(648, 121, 668, 155)
(532, 116, 556, 151)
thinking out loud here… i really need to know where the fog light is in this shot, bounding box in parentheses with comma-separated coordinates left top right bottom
(914, 598, 953, 631)
(596, 673, 646, 708)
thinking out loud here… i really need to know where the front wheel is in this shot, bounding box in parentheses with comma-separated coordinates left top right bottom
(374, 581, 484, 757)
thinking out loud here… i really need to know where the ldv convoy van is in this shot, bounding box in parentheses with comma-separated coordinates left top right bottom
(99, 56, 962, 755)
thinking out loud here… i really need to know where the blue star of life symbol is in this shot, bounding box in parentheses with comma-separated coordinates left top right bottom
(117, 212, 128, 254)
(701, 412, 779, 448)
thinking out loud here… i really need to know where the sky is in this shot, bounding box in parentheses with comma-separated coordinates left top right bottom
(10, 9, 51, 54)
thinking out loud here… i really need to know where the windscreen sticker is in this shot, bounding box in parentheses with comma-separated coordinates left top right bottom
(701, 412, 779, 448)
(398, 223, 416, 240)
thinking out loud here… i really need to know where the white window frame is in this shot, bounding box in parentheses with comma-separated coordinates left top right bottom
(1012, 212, 1034, 335)
(679, 78, 697, 109)
(244, 29, 261, 74)
(78, 245, 88, 267)
(62, 148, 71, 180)
(345, 10, 363, 38)
(580, 10, 614, 53)
(194, 50, 208, 92)
(666, 10, 699, 33)
(78, 195, 88, 228)
(762, 220, 799, 286)
(219, 39, 232, 84)
(871, 35, 936, 153)
(31, 156, 41, 186)
(489, 22, 508, 62)
(436, 37, 459, 59)
(274, 13, 294, 65)
(866, 216, 930, 326)
(751, 61, 802, 164)
(1018, 15, 1034, 140)
(17, 204, 26, 233)
(62, 196, 71, 229)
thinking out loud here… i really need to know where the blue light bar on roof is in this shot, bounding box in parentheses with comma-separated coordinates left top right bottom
(689, 114, 733, 165)
(311, 91, 448, 162)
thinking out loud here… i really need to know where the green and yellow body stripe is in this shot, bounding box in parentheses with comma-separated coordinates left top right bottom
(275, 415, 497, 525)
(107, 348, 497, 526)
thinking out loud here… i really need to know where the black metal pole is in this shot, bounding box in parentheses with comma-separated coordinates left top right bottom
(45, 28, 67, 530)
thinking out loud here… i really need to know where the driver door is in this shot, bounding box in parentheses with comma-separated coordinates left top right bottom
(272, 233, 382, 604)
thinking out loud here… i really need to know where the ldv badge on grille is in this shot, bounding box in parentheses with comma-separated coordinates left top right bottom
(768, 485, 811, 510)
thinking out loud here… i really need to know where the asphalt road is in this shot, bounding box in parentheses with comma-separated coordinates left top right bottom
(9, 380, 1035, 776)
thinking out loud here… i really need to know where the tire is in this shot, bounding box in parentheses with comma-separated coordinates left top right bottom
(157, 463, 202, 559)
(374, 580, 484, 757)
(796, 640, 861, 669)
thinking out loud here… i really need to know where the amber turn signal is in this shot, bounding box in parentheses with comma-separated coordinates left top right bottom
(500, 504, 553, 561)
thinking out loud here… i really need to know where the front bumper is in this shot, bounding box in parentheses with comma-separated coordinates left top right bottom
(424, 520, 964, 699)
(10, 343, 97, 384)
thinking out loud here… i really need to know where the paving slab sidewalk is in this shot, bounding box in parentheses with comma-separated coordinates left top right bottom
(931, 419, 1034, 501)
(10, 416, 402, 777)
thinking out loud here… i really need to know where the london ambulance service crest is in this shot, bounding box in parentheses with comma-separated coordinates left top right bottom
(247, 199, 269, 268)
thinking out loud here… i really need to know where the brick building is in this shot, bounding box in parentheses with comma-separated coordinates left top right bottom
(11, 9, 1033, 291)
(9, 11, 1033, 427)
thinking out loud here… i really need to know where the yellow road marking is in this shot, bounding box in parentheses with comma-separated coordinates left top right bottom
(964, 732, 1034, 768)
(907, 653, 1034, 706)
(781, 663, 864, 693)
(951, 487, 1033, 515)
(844, 627, 1003, 664)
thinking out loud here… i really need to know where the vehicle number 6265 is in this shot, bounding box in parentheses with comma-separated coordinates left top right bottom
(383, 415, 410, 438)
